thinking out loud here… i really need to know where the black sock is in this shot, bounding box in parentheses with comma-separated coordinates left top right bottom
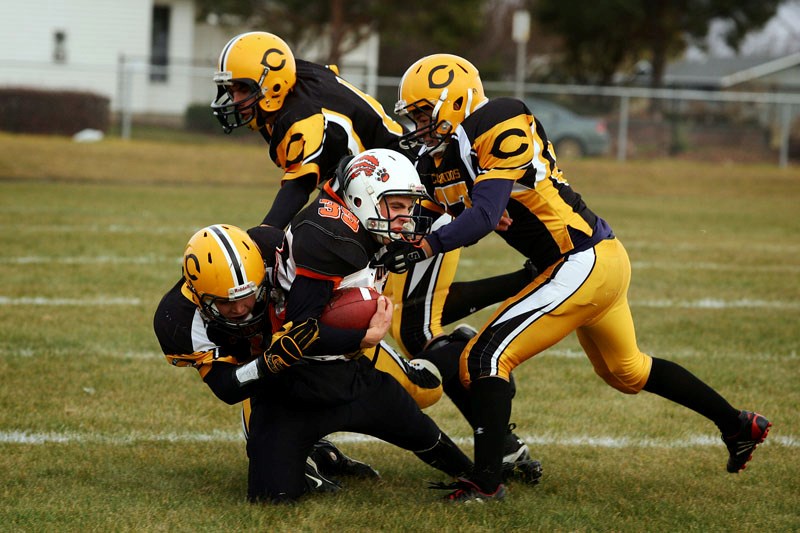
(444, 375, 477, 428)
(419, 340, 478, 427)
(470, 377, 512, 491)
(442, 268, 530, 325)
(643, 357, 740, 435)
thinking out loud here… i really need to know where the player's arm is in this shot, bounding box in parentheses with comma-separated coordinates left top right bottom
(203, 319, 320, 403)
(161, 343, 263, 405)
(424, 177, 513, 255)
(261, 175, 318, 228)
(155, 284, 315, 404)
(262, 115, 326, 228)
(284, 275, 366, 355)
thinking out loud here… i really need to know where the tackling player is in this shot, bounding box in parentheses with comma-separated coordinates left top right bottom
(383, 53, 771, 502)
(154, 224, 384, 501)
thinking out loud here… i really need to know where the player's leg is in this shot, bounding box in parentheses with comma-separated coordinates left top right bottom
(385, 249, 459, 357)
(455, 250, 612, 499)
(361, 342, 443, 409)
(386, 249, 535, 358)
(246, 392, 315, 502)
(577, 238, 770, 472)
(440, 260, 537, 326)
(241, 397, 378, 482)
(344, 360, 473, 479)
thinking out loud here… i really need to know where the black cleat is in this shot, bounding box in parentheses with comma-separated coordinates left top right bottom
(722, 411, 771, 473)
(304, 456, 341, 493)
(450, 323, 478, 343)
(311, 439, 381, 479)
(502, 423, 542, 484)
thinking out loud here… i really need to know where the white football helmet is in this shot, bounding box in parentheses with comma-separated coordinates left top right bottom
(336, 149, 431, 243)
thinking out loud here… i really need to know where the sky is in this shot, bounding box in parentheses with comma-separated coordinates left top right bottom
(687, 0, 800, 59)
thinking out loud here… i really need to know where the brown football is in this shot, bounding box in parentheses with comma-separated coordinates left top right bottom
(319, 286, 380, 330)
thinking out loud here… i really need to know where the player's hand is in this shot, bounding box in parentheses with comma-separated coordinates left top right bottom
(495, 212, 513, 231)
(261, 319, 319, 374)
(376, 240, 428, 274)
(360, 295, 393, 350)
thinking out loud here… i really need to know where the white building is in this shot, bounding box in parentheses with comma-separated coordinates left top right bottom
(0, 1, 379, 120)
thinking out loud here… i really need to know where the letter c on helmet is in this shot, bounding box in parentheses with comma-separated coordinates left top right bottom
(184, 253, 200, 281)
(261, 48, 287, 71)
(428, 64, 454, 89)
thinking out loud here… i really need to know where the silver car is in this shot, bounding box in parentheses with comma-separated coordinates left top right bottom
(525, 97, 610, 158)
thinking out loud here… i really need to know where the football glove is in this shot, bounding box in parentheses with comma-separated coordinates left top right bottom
(261, 319, 319, 374)
(375, 240, 428, 274)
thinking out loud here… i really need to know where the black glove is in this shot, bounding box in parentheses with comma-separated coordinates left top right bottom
(260, 319, 319, 374)
(375, 240, 428, 274)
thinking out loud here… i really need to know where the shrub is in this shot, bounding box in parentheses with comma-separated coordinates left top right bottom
(0, 88, 110, 135)
(184, 103, 225, 135)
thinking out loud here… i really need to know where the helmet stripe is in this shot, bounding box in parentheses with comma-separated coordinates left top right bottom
(208, 225, 247, 286)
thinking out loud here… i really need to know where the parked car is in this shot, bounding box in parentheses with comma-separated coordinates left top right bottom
(525, 98, 610, 158)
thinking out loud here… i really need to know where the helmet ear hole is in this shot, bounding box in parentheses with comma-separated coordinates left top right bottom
(353, 197, 362, 208)
(453, 97, 463, 111)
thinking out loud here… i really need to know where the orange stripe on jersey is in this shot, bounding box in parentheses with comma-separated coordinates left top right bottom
(295, 266, 344, 289)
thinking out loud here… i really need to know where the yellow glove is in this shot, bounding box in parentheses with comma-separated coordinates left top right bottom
(262, 319, 320, 374)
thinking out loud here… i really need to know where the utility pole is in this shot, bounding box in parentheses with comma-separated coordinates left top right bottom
(512, 10, 530, 100)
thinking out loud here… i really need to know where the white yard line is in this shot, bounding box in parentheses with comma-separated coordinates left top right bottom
(635, 298, 800, 310)
(3, 254, 797, 273)
(0, 296, 142, 306)
(0, 256, 178, 265)
(1, 429, 795, 448)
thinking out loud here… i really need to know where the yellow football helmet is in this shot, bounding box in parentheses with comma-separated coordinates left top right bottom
(211, 31, 297, 133)
(395, 54, 487, 155)
(182, 224, 269, 337)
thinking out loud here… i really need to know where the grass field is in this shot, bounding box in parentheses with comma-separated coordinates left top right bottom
(1, 132, 798, 532)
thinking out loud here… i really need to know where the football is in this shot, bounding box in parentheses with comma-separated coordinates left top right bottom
(319, 286, 380, 330)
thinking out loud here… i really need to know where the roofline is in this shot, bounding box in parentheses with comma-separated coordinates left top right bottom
(720, 51, 800, 88)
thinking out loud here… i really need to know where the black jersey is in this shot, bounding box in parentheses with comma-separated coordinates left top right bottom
(261, 60, 404, 186)
(153, 278, 270, 403)
(417, 97, 611, 273)
(271, 181, 387, 356)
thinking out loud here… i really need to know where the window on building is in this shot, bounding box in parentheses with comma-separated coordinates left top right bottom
(53, 30, 67, 63)
(150, 5, 171, 82)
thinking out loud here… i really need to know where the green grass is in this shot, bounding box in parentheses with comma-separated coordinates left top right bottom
(1, 132, 798, 532)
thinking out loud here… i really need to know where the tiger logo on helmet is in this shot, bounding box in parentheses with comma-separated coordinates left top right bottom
(336, 149, 431, 243)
